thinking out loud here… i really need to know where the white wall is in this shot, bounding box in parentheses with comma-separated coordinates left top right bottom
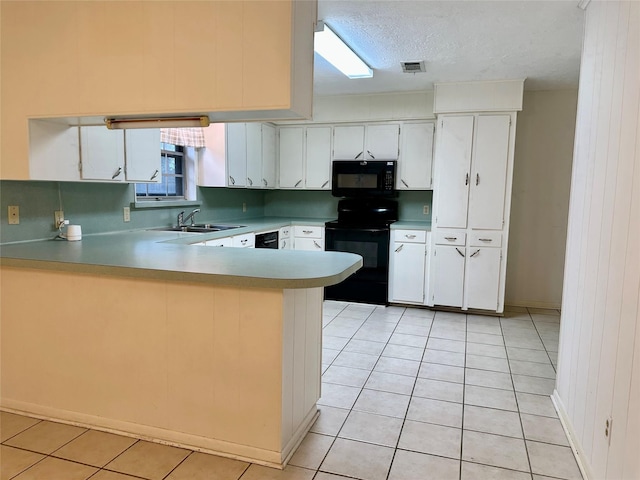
(506, 90, 578, 308)
(555, 2, 639, 479)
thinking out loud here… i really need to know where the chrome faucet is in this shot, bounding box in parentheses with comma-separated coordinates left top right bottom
(178, 208, 200, 227)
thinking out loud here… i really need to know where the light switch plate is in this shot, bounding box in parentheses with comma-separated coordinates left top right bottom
(123, 207, 131, 222)
(423, 205, 429, 215)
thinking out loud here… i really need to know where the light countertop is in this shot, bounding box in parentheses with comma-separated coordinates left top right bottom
(0, 217, 361, 289)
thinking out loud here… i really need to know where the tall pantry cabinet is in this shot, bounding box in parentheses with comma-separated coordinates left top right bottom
(428, 80, 522, 314)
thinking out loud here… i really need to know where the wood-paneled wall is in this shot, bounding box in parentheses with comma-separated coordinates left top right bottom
(555, 2, 639, 479)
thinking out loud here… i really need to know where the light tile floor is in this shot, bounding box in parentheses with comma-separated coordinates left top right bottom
(0, 302, 581, 480)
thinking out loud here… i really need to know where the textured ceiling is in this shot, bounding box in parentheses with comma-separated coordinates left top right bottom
(314, 0, 585, 96)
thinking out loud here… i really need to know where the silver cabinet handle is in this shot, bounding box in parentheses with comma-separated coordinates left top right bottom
(295, 179, 302, 187)
(401, 179, 409, 188)
(455, 247, 465, 257)
(241, 239, 247, 244)
(263, 178, 268, 186)
(282, 239, 287, 248)
(470, 249, 481, 257)
(354, 151, 363, 160)
(321, 180, 329, 188)
(112, 167, 122, 179)
(395, 244, 404, 253)
(478, 238, 493, 242)
(405, 234, 416, 239)
(476, 173, 479, 186)
(313, 240, 322, 249)
(465, 173, 469, 186)
(303, 230, 313, 234)
(367, 150, 375, 159)
(229, 175, 235, 185)
(247, 177, 253, 186)
(444, 236, 457, 241)
(150, 169, 159, 181)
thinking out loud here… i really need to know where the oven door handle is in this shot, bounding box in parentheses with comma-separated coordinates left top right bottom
(325, 226, 389, 234)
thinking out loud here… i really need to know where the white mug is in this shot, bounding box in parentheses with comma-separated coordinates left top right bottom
(66, 224, 82, 241)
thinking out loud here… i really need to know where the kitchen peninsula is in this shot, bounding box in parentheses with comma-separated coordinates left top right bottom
(0, 230, 362, 468)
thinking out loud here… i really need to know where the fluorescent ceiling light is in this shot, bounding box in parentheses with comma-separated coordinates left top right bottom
(105, 116, 210, 130)
(314, 21, 373, 79)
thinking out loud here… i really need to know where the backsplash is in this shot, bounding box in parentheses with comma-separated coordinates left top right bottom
(264, 190, 432, 222)
(0, 181, 265, 244)
(0, 180, 431, 244)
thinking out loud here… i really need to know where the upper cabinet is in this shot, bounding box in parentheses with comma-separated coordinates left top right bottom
(2, 0, 317, 180)
(433, 115, 510, 229)
(333, 124, 400, 160)
(397, 122, 435, 190)
(80, 127, 125, 181)
(278, 125, 332, 190)
(226, 123, 277, 189)
(29, 121, 161, 183)
(124, 130, 162, 183)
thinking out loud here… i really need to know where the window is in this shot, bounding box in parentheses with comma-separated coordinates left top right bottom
(135, 143, 185, 199)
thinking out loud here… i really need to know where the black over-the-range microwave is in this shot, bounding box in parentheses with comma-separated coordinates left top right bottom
(331, 160, 397, 198)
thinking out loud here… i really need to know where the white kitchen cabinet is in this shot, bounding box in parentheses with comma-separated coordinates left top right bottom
(467, 115, 510, 229)
(261, 124, 277, 188)
(431, 246, 466, 308)
(333, 124, 399, 160)
(293, 225, 324, 251)
(464, 247, 501, 311)
(232, 233, 255, 248)
(432, 116, 474, 228)
(204, 237, 233, 247)
(80, 126, 125, 181)
(305, 126, 332, 189)
(245, 123, 262, 188)
(226, 123, 246, 187)
(124, 129, 161, 183)
(397, 122, 435, 190)
(279, 226, 291, 249)
(429, 111, 516, 313)
(278, 126, 305, 189)
(388, 229, 429, 304)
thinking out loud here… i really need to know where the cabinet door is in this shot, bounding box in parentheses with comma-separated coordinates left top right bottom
(431, 246, 466, 307)
(468, 115, 511, 230)
(80, 127, 125, 181)
(125, 129, 161, 183)
(333, 125, 365, 160)
(365, 124, 400, 160)
(279, 127, 304, 188)
(29, 120, 80, 181)
(397, 122, 434, 189)
(464, 248, 501, 311)
(433, 116, 474, 228)
(294, 237, 324, 251)
(305, 126, 332, 189)
(261, 124, 277, 188)
(245, 123, 262, 188)
(226, 123, 246, 187)
(389, 242, 426, 303)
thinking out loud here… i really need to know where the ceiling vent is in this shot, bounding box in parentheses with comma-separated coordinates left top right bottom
(401, 61, 426, 73)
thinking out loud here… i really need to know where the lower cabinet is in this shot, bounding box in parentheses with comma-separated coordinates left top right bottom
(293, 225, 325, 251)
(388, 229, 430, 305)
(279, 226, 292, 249)
(429, 230, 503, 312)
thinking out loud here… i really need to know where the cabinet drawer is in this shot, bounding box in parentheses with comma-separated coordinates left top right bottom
(294, 225, 323, 238)
(204, 237, 233, 247)
(232, 233, 255, 248)
(279, 226, 291, 239)
(393, 229, 427, 243)
(434, 230, 466, 246)
(469, 232, 502, 248)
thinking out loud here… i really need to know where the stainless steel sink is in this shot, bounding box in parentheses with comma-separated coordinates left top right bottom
(151, 224, 245, 233)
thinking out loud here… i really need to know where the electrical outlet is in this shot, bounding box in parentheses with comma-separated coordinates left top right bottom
(54, 210, 64, 228)
(423, 205, 429, 215)
(8, 205, 20, 224)
(242, 202, 247, 213)
(123, 207, 131, 222)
